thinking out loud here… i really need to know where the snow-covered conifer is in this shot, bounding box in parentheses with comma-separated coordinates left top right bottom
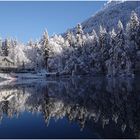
(106, 29, 117, 77)
(126, 11, 140, 72)
(99, 25, 110, 73)
(40, 30, 51, 70)
(76, 24, 84, 47)
(0, 38, 3, 56)
(2, 38, 11, 56)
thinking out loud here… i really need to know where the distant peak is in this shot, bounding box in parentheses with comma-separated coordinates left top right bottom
(104, 0, 126, 9)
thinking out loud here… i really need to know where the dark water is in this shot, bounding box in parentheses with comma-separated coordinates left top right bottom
(0, 76, 139, 139)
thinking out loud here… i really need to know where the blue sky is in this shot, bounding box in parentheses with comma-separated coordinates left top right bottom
(0, 1, 106, 43)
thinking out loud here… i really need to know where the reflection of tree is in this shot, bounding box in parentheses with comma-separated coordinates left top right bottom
(42, 77, 140, 137)
(0, 77, 139, 138)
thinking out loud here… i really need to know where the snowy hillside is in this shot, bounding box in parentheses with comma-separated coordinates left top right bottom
(67, 1, 140, 35)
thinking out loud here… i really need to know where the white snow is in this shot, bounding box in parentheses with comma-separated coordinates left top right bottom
(0, 1, 139, 78)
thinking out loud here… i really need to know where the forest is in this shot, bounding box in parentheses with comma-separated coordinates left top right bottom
(0, 11, 139, 77)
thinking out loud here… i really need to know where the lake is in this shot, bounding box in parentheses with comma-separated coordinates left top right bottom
(0, 76, 139, 139)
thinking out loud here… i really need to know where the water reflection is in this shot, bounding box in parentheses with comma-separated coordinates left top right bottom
(0, 77, 139, 138)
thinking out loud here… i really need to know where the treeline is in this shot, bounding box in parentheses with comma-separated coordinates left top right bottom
(0, 11, 139, 77)
(44, 11, 140, 77)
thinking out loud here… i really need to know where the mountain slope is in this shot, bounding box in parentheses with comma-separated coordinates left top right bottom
(68, 1, 140, 35)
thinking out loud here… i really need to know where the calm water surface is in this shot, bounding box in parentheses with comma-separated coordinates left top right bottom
(0, 76, 139, 139)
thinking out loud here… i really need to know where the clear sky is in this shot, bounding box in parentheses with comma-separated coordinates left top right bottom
(0, 1, 106, 43)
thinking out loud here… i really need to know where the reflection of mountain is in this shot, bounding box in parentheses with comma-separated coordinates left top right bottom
(0, 77, 139, 138)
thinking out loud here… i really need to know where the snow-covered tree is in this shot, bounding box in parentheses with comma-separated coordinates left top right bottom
(25, 41, 44, 70)
(76, 24, 84, 47)
(106, 29, 117, 77)
(99, 25, 110, 73)
(14, 44, 29, 67)
(46, 34, 64, 72)
(106, 20, 133, 77)
(27, 39, 34, 47)
(126, 11, 140, 49)
(65, 30, 76, 47)
(126, 11, 140, 72)
(0, 38, 3, 56)
(8, 39, 17, 63)
(40, 30, 51, 70)
(2, 38, 11, 56)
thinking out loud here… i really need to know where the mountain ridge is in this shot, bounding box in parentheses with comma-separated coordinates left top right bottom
(65, 1, 140, 35)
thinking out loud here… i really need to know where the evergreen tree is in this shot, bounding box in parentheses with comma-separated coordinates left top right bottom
(107, 20, 133, 77)
(8, 39, 17, 63)
(2, 38, 10, 56)
(126, 11, 140, 49)
(115, 20, 126, 76)
(126, 11, 140, 72)
(106, 28, 117, 77)
(66, 31, 77, 48)
(40, 30, 51, 70)
(28, 39, 34, 47)
(99, 25, 109, 73)
(65, 30, 73, 47)
(0, 38, 2, 56)
(90, 29, 102, 74)
(76, 23, 84, 47)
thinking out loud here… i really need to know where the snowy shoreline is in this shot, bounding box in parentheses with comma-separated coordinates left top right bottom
(0, 71, 136, 81)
